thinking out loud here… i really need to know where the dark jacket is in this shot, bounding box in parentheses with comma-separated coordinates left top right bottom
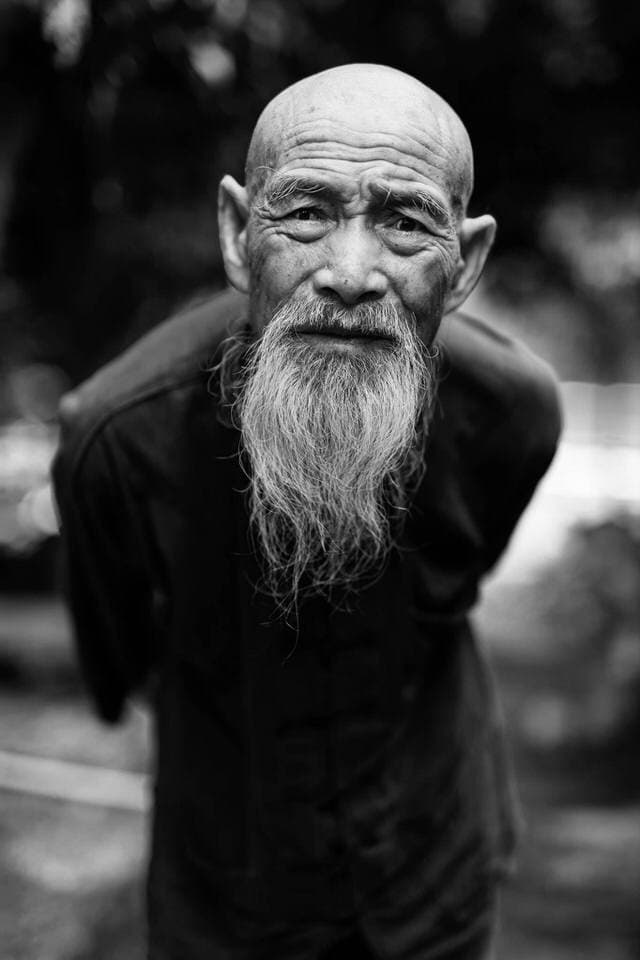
(52, 289, 561, 959)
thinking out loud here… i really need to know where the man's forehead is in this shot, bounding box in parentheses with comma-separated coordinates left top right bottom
(253, 126, 466, 220)
(246, 64, 473, 212)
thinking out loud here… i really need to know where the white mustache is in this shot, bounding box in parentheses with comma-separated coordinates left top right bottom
(267, 297, 415, 342)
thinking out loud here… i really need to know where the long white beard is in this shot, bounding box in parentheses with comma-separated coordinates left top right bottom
(222, 298, 439, 614)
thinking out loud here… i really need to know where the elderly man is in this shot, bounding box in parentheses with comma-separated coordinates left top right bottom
(53, 64, 560, 959)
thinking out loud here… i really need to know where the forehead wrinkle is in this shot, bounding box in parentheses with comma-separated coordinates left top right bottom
(269, 132, 461, 208)
(276, 147, 453, 189)
(280, 114, 452, 152)
(277, 121, 454, 171)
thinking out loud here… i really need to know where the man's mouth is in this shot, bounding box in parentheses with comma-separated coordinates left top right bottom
(292, 323, 395, 342)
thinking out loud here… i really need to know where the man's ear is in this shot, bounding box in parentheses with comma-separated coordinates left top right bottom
(444, 214, 496, 314)
(218, 175, 250, 294)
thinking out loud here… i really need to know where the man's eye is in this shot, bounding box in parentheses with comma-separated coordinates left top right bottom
(290, 207, 324, 221)
(393, 216, 425, 233)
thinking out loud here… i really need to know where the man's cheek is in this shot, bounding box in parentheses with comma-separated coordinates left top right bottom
(247, 247, 281, 303)
(397, 252, 451, 307)
(422, 240, 458, 279)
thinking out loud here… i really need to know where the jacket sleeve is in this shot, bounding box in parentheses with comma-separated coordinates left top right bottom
(481, 358, 563, 574)
(52, 400, 156, 722)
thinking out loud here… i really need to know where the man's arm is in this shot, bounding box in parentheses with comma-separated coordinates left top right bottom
(480, 354, 562, 573)
(53, 402, 157, 722)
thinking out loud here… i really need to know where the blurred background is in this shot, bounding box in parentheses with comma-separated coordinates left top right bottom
(1, 1, 639, 957)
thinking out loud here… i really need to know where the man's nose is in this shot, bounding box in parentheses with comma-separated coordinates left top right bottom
(312, 222, 388, 304)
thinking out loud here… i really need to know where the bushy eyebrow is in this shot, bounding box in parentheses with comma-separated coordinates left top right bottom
(261, 175, 331, 208)
(369, 183, 451, 228)
(259, 173, 452, 229)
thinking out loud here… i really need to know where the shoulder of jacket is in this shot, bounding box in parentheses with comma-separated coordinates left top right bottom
(436, 309, 562, 446)
(56, 288, 247, 473)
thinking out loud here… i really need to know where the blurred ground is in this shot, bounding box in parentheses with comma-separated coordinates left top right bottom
(1, 424, 640, 959)
(0, 601, 149, 960)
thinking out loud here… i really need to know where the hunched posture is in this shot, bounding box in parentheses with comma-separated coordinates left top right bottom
(54, 65, 561, 959)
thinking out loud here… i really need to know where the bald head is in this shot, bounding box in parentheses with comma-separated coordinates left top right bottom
(246, 64, 474, 217)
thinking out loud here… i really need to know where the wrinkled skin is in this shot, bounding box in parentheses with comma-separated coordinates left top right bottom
(219, 63, 496, 351)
